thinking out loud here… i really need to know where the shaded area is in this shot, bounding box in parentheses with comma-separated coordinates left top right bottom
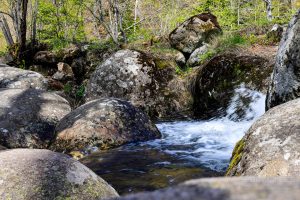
(0, 88, 70, 148)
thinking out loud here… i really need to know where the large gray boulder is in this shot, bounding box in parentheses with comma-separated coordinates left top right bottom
(0, 67, 47, 90)
(51, 98, 161, 155)
(112, 177, 300, 200)
(0, 149, 118, 199)
(266, 10, 300, 110)
(227, 98, 300, 176)
(169, 13, 221, 57)
(86, 49, 190, 120)
(0, 89, 71, 148)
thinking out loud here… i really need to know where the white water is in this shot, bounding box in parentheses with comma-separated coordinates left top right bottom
(146, 85, 266, 172)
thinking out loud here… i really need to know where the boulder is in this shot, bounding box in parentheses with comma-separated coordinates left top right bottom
(227, 98, 300, 176)
(86, 49, 190, 120)
(0, 67, 47, 90)
(190, 54, 271, 119)
(51, 98, 161, 154)
(0, 145, 6, 150)
(186, 44, 209, 67)
(266, 10, 300, 110)
(0, 88, 71, 148)
(175, 52, 186, 68)
(52, 62, 74, 82)
(62, 44, 81, 63)
(34, 51, 59, 65)
(71, 57, 86, 84)
(169, 13, 221, 57)
(0, 149, 118, 199)
(112, 177, 300, 200)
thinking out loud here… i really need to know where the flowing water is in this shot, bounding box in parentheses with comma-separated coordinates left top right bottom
(81, 85, 266, 195)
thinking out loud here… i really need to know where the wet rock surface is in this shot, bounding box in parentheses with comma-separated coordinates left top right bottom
(0, 149, 118, 200)
(111, 177, 300, 200)
(227, 98, 300, 176)
(51, 98, 161, 154)
(0, 67, 47, 90)
(169, 13, 221, 57)
(0, 88, 71, 148)
(266, 10, 300, 110)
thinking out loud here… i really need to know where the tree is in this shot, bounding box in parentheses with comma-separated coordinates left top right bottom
(87, 0, 126, 45)
(264, 0, 273, 21)
(0, 0, 29, 62)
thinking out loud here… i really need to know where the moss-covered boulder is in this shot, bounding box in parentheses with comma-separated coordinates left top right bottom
(0, 149, 118, 199)
(51, 98, 161, 155)
(227, 98, 300, 176)
(86, 49, 190, 120)
(190, 54, 272, 119)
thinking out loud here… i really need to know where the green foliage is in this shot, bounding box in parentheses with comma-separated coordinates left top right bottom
(63, 83, 72, 94)
(37, 0, 86, 50)
(199, 33, 249, 63)
(199, 50, 215, 64)
(76, 84, 85, 98)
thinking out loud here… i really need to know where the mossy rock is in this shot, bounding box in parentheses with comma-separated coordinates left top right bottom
(190, 53, 271, 119)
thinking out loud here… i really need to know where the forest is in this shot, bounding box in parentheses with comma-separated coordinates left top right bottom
(0, 0, 299, 59)
(0, 0, 300, 200)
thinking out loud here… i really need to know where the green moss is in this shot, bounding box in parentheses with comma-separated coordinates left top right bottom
(226, 139, 245, 175)
(154, 59, 171, 69)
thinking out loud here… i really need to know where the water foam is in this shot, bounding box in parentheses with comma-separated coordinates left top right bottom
(149, 85, 266, 171)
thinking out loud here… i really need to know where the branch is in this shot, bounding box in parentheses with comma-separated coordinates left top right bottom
(0, 11, 13, 19)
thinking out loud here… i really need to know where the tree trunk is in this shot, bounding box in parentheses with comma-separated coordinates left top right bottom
(0, 14, 14, 46)
(31, 0, 38, 44)
(18, 0, 29, 62)
(265, 0, 273, 21)
(134, 0, 139, 33)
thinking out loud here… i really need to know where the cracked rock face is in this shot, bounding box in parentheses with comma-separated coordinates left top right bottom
(169, 13, 221, 56)
(86, 49, 186, 120)
(0, 88, 71, 148)
(0, 149, 118, 200)
(227, 98, 300, 176)
(266, 10, 300, 110)
(51, 98, 161, 154)
(0, 67, 48, 90)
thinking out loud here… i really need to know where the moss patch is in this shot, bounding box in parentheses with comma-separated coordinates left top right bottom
(226, 138, 245, 175)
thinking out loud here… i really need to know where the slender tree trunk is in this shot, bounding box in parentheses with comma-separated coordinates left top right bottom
(31, 0, 38, 44)
(134, 0, 139, 33)
(0, 14, 14, 46)
(264, 0, 273, 21)
(18, 0, 29, 62)
(237, 0, 240, 25)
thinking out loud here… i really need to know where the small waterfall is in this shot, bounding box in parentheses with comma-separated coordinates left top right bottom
(153, 84, 266, 171)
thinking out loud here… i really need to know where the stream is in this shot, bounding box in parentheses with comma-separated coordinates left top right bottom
(80, 85, 266, 195)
